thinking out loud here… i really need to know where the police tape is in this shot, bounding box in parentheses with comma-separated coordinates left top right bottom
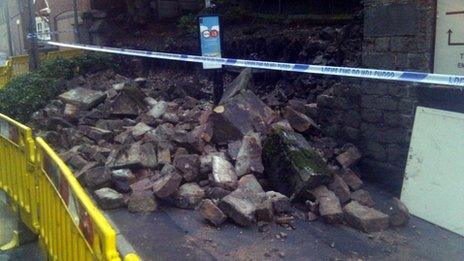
(46, 41, 464, 87)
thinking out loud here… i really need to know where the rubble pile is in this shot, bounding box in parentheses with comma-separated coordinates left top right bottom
(31, 68, 409, 233)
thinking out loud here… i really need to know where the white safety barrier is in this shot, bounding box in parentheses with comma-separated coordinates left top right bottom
(47, 41, 464, 87)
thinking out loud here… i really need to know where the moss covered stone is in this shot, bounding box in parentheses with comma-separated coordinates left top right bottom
(263, 128, 333, 199)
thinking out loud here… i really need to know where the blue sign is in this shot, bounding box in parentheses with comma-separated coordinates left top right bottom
(199, 15, 222, 69)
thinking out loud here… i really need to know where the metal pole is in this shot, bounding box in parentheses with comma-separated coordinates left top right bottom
(26, 0, 39, 70)
(5, 2, 14, 56)
(72, 0, 80, 43)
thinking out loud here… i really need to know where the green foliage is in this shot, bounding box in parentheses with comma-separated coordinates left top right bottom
(178, 14, 197, 35)
(0, 52, 115, 123)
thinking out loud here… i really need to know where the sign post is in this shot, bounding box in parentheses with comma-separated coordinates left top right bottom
(434, 0, 464, 74)
(198, 14, 223, 105)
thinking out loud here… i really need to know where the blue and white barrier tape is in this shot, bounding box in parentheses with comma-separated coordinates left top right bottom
(46, 41, 464, 87)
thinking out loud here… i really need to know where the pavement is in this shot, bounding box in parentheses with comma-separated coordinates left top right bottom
(0, 191, 44, 261)
(106, 181, 464, 261)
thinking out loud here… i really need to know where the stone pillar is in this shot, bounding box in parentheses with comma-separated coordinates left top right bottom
(359, 0, 436, 191)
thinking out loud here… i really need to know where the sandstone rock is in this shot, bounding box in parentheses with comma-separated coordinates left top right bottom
(339, 169, 363, 190)
(227, 140, 242, 161)
(64, 103, 79, 120)
(110, 93, 141, 117)
(255, 198, 274, 222)
(147, 101, 167, 119)
(111, 169, 135, 182)
(131, 122, 153, 139)
(94, 188, 124, 210)
(303, 103, 318, 119)
(199, 152, 227, 175)
(387, 197, 410, 227)
(263, 128, 333, 199)
(130, 178, 155, 192)
(79, 126, 113, 141)
(58, 87, 106, 110)
(152, 165, 182, 198)
(343, 201, 389, 233)
(218, 190, 257, 226)
(328, 174, 351, 203)
(128, 191, 158, 213)
(84, 166, 111, 190)
(282, 106, 319, 133)
(220, 68, 253, 103)
(66, 153, 88, 171)
(174, 183, 205, 209)
(336, 146, 362, 168)
(311, 186, 343, 224)
(270, 119, 294, 132)
(174, 154, 201, 182)
(107, 141, 157, 169)
(205, 187, 231, 200)
(112, 179, 132, 193)
(212, 90, 276, 144)
(235, 133, 264, 177)
(198, 199, 227, 227)
(307, 211, 318, 221)
(266, 191, 291, 213)
(157, 148, 171, 165)
(211, 156, 238, 190)
(350, 189, 375, 207)
(238, 174, 264, 194)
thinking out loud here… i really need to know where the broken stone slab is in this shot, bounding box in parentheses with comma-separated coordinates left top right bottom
(205, 187, 231, 200)
(218, 189, 258, 226)
(227, 140, 242, 161)
(212, 90, 276, 144)
(131, 122, 153, 139)
(235, 133, 264, 177)
(147, 101, 167, 119)
(111, 169, 136, 182)
(174, 183, 205, 209)
(110, 93, 141, 117)
(343, 201, 389, 233)
(112, 179, 132, 194)
(339, 168, 363, 191)
(328, 174, 351, 204)
(336, 146, 362, 168)
(220, 68, 253, 103)
(255, 198, 274, 222)
(311, 186, 343, 224)
(64, 103, 79, 120)
(152, 165, 182, 198)
(130, 177, 155, 192)
(106, 141, 157, 170)
(266, 191, 291, 214)
(350, 189, 375, 208)
(94, 188, 125, 210)
(238, 174, 264, 194)
(128, 191, 158, 213)
(211, 156, 238, 190)
(282, 106, 319, 133)
(84, 166, 111, 190)
(157, 147, 171, 165)
(173, 154, 201, 182)
(58, 87, 107, 110)
(387, 198, 410, 227)
(79, 125, 113, 141)
(198, 199, 227, 227)
(263, 128, 333, 199)
(199, 152, 227, 175)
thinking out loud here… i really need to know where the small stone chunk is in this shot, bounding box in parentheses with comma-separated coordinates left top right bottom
(94, 188, 125, 210)
(174, 183, 205, 209)
(266, 191, 291, 213)
(282, 106, 319, 133)
(198, 199, 227, 227)
(128, 191, 158, 213)
(328, 174, 351, 203)
(387, 197, 410, 227)
(152, 164, 182, 198)
(211, 156, 238, 190)
(336, 146, 362, 168)
(350, 189, 375, 207)
(339, 169, 363, 190)
(343, 201, 389, 233)
(174, 154, 201, 182)
(311, 186, 343, 224)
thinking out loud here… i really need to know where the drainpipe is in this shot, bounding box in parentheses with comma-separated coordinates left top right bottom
(5, 2, 14, 57)
(72, 0, 80, 43)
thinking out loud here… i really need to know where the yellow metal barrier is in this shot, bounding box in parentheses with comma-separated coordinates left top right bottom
(0, 49, 83, 89)
(0, 113, 140, 260)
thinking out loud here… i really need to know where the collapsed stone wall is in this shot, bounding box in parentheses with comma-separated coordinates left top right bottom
(320, 0, 439, 192)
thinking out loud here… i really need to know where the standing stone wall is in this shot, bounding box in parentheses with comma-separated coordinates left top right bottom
(319, 0, 437, 193)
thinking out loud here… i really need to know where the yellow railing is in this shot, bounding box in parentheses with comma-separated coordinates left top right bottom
(0, 50, 83, 89)
(0, 113, 140, 260)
